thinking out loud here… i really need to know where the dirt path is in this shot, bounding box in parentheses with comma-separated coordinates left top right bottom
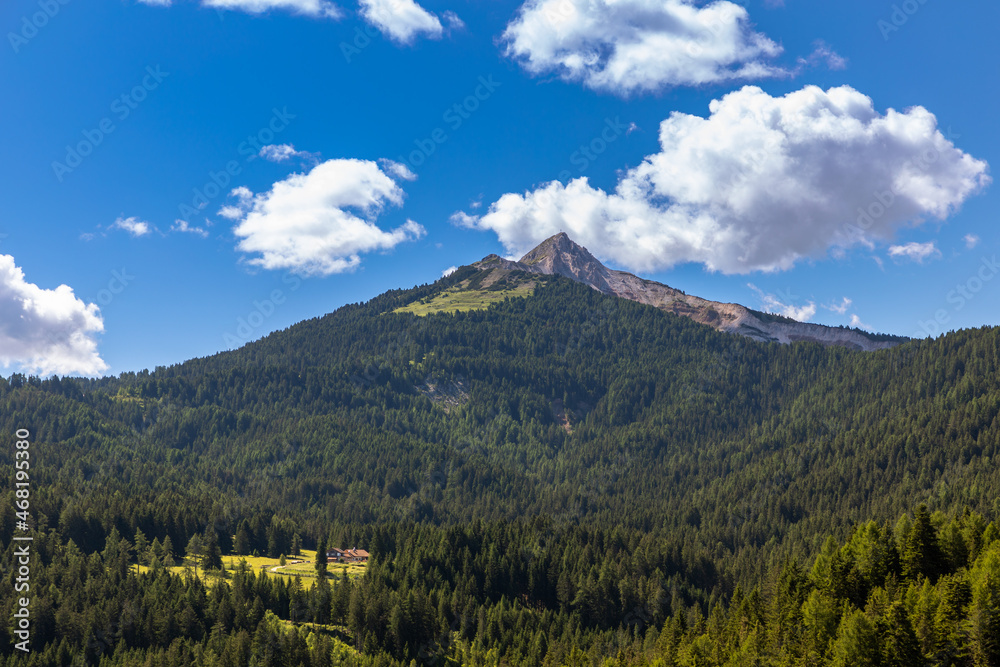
(270, 559, 309, 574)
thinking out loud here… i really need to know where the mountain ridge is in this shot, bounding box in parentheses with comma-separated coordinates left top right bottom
(470, 232, 905, 351)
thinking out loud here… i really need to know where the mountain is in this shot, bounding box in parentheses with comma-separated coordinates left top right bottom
(4, 240, 1000, 665)
(467, 233, 905, 351)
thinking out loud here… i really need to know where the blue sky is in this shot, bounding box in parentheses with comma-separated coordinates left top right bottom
(1, 0, 998, 376)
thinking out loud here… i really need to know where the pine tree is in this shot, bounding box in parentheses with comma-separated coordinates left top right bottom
(186, 533, 204, 576)
(290, 577, 307, 624)
(878, 602, 922, 667)
(134, 529, 149, 565)
(902, 505, 946, 582)
(831, 609, 880, 667)
(802, 588, 840, 659)
(162, 535, 176, 567)
(235, 522, 251, 556)
(267, 524, 281, 558)
(204, 528, 223, 571)
(316, 536, 328, 579)
(969, 553, 1000, 666)
(102, 526, 122, 563)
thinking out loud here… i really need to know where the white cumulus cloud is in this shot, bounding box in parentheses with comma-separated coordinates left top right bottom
(964, 233, 981, 249)
(228, 159, 425, 276)
(458, 85, 990, 274)
(502, 0, 784, 95)
(359, 0, 446, 43)
(0, 255, 106, 376)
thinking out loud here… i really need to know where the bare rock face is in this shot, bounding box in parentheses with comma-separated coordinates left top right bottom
(517, 233, 616, 293)
(473, 233, 904, 352)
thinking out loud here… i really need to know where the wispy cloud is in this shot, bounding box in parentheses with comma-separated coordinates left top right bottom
(203, 0, 340, 18)
(359, 0, 452, 43)
(259, 144, 319, 165)
(888, 241, 941, 263)
(850, 313, 872, 330)
(797, 40, 847, 71)
(824, 297, 853, 315)
(748, 283, 816, 322)
(171, 220, 209, 238)
(111, 216, 153, 237)
(379, 159, 417, 182)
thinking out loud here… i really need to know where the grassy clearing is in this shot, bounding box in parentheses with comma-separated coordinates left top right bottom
(394, 283, 535, 316)
(131, 549, 367, 590)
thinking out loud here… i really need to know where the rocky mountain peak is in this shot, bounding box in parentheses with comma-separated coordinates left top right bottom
(471, 234, 906, 352)
(517, 233, 615, 293)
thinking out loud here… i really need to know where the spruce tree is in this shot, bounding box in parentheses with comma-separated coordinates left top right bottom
(316, 536, 328, 579)
(235, 522, 251, 556)
(204, 528, 223, 571)
(161, 536, 176, 567)
(903, 505, 946, 582)
(134, 529, 149, 565)
(186, 534, 204, 575)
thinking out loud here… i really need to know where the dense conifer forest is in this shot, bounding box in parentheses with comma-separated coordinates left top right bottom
(3, 269, 1000, 665)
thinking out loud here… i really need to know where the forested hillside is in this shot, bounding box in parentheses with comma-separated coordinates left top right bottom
(3, 267, 1000, 665)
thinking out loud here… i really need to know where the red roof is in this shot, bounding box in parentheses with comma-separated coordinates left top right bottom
(327, 547, 369, 560)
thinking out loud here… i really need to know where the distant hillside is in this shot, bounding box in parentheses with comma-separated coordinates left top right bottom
(1, 272, 994, 567)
